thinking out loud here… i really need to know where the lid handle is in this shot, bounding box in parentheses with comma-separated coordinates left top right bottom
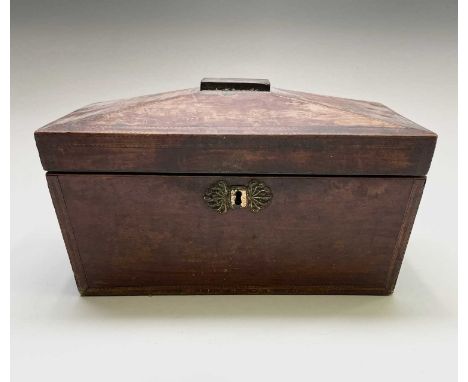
(200, 78, 270, 92)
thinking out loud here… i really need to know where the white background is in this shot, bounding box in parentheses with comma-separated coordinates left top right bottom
(11, 1, 457, 381)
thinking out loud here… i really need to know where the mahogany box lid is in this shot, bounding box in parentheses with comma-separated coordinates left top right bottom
(35, 78, 437, 176)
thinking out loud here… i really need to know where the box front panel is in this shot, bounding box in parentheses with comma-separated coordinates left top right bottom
(47, 174, 424, 295)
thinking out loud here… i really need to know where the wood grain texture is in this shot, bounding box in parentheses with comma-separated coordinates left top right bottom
(36, 88, 434, 134)
(35, 88, 436, 175)
(46, 173, 425, 296)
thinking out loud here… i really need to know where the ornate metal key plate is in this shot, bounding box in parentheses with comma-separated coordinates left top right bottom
(204, 180, 273, 214)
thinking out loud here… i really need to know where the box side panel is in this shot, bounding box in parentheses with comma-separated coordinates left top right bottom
(50, 174, 425, 295)
(385, 177, 426, 293)
(46, 174, 89, 294)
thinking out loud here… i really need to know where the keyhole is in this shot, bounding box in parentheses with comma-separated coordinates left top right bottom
(234, 190, 242, 205)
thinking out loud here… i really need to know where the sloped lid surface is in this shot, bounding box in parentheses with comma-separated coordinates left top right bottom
(35, 79, 436, 175)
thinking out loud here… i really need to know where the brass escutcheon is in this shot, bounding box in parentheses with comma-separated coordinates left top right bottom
(203, 180, 273, 214)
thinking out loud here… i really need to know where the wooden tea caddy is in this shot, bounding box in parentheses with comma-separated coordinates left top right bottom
(35, 78, 437, 295)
